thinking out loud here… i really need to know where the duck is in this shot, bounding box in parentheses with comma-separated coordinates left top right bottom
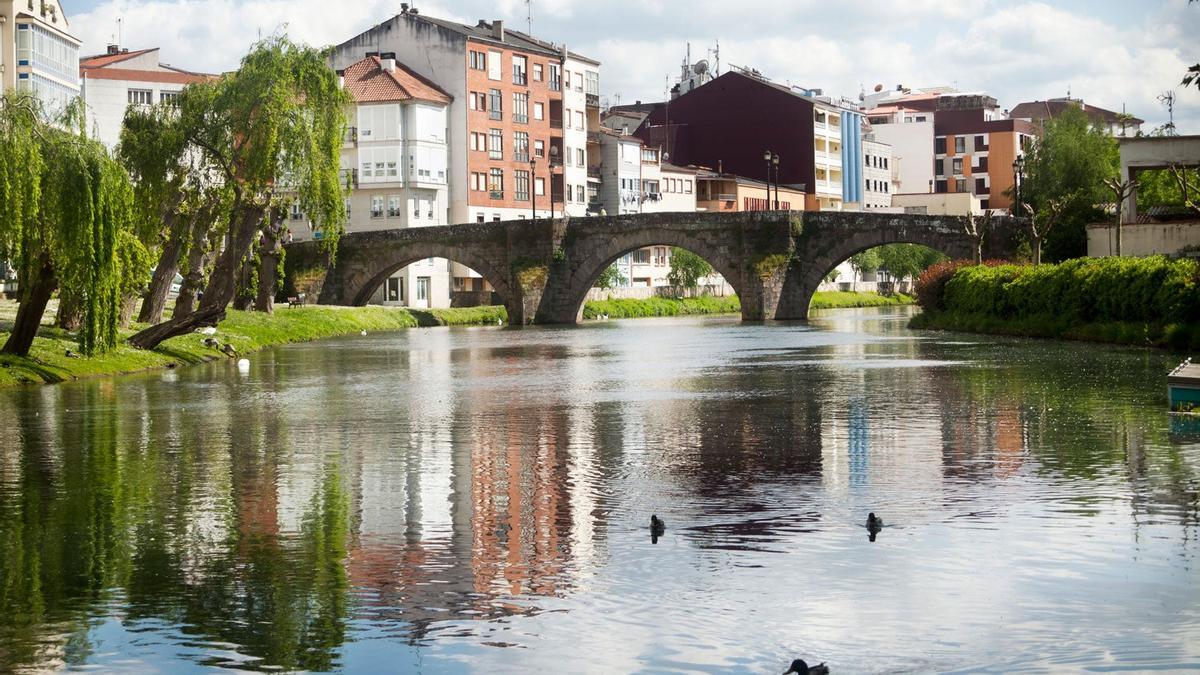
(202, 337, 220, 349)
(784, 659, 829, 675)
(360, 329, 368, 336)
(650, 515, 666, 536)
(220, 343, 239, 357)
(866, 512, 883, 532)
(64, 349, 80, 359)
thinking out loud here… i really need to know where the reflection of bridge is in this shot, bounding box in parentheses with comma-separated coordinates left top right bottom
(284, 211, 1021, 324)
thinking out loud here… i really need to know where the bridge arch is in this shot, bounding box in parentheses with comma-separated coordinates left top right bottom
(346, 242, 514, 310)
(552, 226, 748, 323)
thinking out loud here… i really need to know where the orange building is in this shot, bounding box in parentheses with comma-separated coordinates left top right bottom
(932, 95, 1037, 211)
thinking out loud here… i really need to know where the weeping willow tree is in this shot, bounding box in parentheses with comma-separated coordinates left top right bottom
(128, 36, 348, 349)
(0, 93, 134, 357)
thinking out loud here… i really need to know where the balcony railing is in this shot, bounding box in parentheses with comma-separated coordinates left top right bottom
(513, 72, 527, 86)
(550, 118, 563, 129)
(343, 126, 358, 145)
(338, 168, 359, 188)
(587, 130, 601, 144)
(586, 93, 599, 108)
(514, 152, 530, 163)
(716, 193, 736, 202)
(489, 110, 502, 121)
(489, 189, 504, 200)
(587, 166, 600, 178)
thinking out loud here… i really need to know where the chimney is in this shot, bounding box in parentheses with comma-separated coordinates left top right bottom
(400, 2, 409, 13)
(492, 19, 504, 41)
(381, 52, 396, 72)
(106, 43, 119, 55)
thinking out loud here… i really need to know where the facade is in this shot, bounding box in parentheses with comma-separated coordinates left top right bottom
(694, 170, 806, 212)
(864, 107, 935, 195)
(1011, 98, 1143, 136)
(79, 46, 211, 149)
(634, 70, 861, 211)
(330, 10, 600, 226)
(862, 137, 894, 209)
(596, 128, 643, 215)
(1, 0, 79, 113)
(294, 55, 455, 308)
(891, 191, 983, 216)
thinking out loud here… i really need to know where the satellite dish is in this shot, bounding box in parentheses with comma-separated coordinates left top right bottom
(874, 83, 883, 92)
(693, 59, 709, 75)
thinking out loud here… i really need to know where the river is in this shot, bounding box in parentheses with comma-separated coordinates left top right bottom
(0, 306, 1197, 673)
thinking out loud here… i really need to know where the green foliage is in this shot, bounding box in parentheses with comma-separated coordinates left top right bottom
(666, 248, 714, 289)
(751, 253, 790, 279)
(875, 244, 946, 281)
(809, 291, 914, 310)
(0, 92, 135, 355)
(583, 295, 740, 319)
(594, 263, 627, 290)
(848, 248, 881, 276)
(1018, 106, 1119, 261)
(116, 230, 153, 300)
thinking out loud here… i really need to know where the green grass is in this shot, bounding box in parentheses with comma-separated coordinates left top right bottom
(910, 310, 1200, 351)
(0, 303, 508, 388)
(810, 291, 914, 311)
(582, 291, 913, 319)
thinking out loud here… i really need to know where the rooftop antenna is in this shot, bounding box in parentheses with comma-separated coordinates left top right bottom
(526, 0, 532, 36)
(1158, 90, 1176, 132)
(117, 17, 122, 48)
(713, 38, 720, 75)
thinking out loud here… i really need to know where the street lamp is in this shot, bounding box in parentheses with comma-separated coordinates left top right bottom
(549, 145, 560, 218)
(763, 150, 777, 210)
(530, 156, 537, 221)
(1012, 154, 1025, 213)
(772, 153, 781, 210)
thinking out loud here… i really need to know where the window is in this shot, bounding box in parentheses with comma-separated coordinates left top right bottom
(977, 156, 989, 172)
(564, 108, 573, 129)
(883, 158, 888, 169)
(344, 197, 352, 217)
(387, 195, 401, 218)
(643, 179, 660, 195)
(685, 180, 693, 194)
(514, 131, 530, 162)
(290, 203, 303, 221)
(488, 168, 504, 197)
(371, 196, 384, 218)
(470, 50, 487, 70)
(642, 148, 658, 162)
(576, 185, 585, 202)
(477, 214, 485, 223)
(489, 89, 502, 120)
(980, 199, 991, 210)
(632, 249, 651, 264)
(564, 146, 573, 167)
(535, 177, 545, 196)
(952, 158, 963, 175)
(814, 109, 826, 124)
(549, 64, 561, 91)
(515, 170, 530, 201)
(417, 277, 430, 302)
(534, 139, 545, 158)
(533, 63, 544, 82)
(954, 136, 966, 154)
(470, 131, 486, 151)
(575, 111, 584, 129)
(955, 178, 968, 193)
(471, 172, 486, 191)
(915, 115, 927, 122)
(577, 148, 585, 166)
(975, 178, 987, 195)
(127, 89, 153, 105)
(488, 50, 502, 80)
(513, 92, 529, 124)
(935, 137, 947, 154)
(159, 91, 180, 106)
(563, 69, 572, 90)
(488, 128, 503, 160)
(469, 91, 486, 111)
(586, 71, 599, 96)
(512, 54, 527, 85)
(975, 134, 988, 151)
(533, 101, 544, 120)
(565, 183, 573, 202)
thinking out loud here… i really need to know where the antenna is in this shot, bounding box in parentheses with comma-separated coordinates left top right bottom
(526, 0, 532, 36)
(714, 39, 720, 75)
(117, 17, 122, 48)
(1158, 90, 1176, 132)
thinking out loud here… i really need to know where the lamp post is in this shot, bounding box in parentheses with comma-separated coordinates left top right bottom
(529, 156, 537, 221)
(772, 153, 781, 209)
(1012, 154, 1025, 214)
(763, 150, 778, 210)
(549, 145, 560, 218)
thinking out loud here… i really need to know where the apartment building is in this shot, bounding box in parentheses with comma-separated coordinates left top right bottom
(79, 45, 211, 149)
(695, 170, 806, 212)
(596, 128, 644, 215)
(933, 94, 1036, 211)
(1010, 97, 1143, 136)
(634, 69, 861, 211)
(862, 138, 894, 209)
(864, 105, 935, 195)
(331, 10, 599, 226)
(1, 0, 79, 113)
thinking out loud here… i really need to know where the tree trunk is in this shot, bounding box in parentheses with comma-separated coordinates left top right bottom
(232, 256, 255, 311)
(118, 295, 139, 329)
(55, 288, 85, 332)
(138, 212, 186, 324)
(2, 260, 57, 356)
(254, 208, 286, 315)
(1032, 236, 1042, 266)
(128, 202, 267, 350)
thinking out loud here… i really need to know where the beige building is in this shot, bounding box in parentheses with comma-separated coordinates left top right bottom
(695, 170, 806, 212)
(891, 191, 983, 216)
(1, 0, 79, 112)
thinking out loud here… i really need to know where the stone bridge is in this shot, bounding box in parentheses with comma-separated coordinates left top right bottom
(284, 211, 1022, 324)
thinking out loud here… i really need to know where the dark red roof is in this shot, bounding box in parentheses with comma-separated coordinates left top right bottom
(342, 56, 452, 105)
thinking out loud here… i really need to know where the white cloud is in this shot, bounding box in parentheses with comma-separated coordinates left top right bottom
(69, 0, 1199, 131)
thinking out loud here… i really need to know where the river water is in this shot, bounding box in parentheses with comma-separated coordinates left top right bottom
(0, 307, 1197, 673)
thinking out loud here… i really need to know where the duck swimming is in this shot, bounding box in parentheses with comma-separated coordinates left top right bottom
(650, 515, 665, 535)
(784, 658, 829, 674)
(866, 512, 883, 532)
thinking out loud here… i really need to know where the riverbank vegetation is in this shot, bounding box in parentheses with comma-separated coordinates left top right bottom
(582, 291, 913, 319)
(0, 303, 507, 387)
(911, 256, 1200, 350)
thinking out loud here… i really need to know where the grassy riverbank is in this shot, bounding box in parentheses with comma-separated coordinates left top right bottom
(0, 302, 507, 387)
(910, 257, 1200, 351)
(582, 291, 912, 319)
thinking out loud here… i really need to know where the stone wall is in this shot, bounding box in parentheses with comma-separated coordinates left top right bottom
(1087, 221, 1200, 257)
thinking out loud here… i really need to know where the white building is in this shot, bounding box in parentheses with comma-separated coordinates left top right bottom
(78, 46, 211, 149)
(293, 55, 455, 308)
(862, 137, 894, 209)
(812, 102, 845, 210)
(550, 48, 600, 218)
(1, 0, 79, 114)
(597, 128, 643, 215)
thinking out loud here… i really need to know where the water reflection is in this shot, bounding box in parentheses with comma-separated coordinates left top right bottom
(0, 309, 1197, 672)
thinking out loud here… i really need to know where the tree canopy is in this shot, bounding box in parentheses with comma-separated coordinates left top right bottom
(667, 248, 714, 289)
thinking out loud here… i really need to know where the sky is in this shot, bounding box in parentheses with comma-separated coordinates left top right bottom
(62, 0, 1200, 132)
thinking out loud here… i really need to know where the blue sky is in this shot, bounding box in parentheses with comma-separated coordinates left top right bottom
(62, 0, 1200, 131)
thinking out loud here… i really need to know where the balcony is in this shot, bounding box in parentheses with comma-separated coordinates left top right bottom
(587, 130, 601, 144)
(716, 193, 736, 202)
(587, 166, 600, 179)
(338, 168, 359, 188)
(489, 189, 504, 200)
(343, 126, 358, 146)
(586, 93, 599, 108)
(550, 118, 563, 130)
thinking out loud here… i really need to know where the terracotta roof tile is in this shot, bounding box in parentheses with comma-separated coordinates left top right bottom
(79, 48, 158, 69)
(80, 68, 213, 85)
(342, 57, 451, 105)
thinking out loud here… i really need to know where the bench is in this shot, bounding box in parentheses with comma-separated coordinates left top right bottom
(287, 293, 307, 308)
